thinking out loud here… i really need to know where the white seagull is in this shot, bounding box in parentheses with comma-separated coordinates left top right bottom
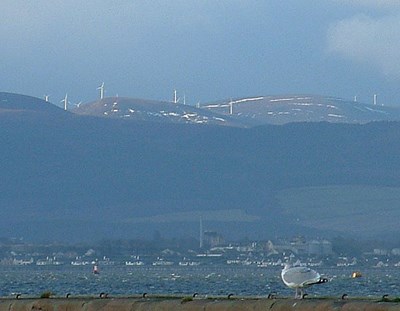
(281, 263, 328, 298)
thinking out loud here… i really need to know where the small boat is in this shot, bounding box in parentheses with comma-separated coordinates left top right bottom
(351, 271, 362, 278)
(179, 261, 200, 266)
(125, 261, 145, 266)
(36, 257, 62, 266)
(152, 257, 173, 266)
(71, 260, 90, 266)
(93, 263, 99, 274)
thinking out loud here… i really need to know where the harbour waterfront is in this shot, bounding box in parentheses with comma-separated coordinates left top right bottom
(0, 265, 399, 299)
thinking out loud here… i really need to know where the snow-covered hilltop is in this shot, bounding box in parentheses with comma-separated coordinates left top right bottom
(202, 95, 400, 125)
(72, 97, 245, 127)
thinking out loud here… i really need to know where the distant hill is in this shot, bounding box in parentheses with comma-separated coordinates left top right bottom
(2, 92, 400, 242)
(73, 94, 400, 126)
(202, 94, 400, 125)
(72, 97, 245, 127)
(0, 92, 67, 115)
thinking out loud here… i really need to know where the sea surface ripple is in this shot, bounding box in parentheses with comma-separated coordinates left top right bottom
(0, 265, 398, 298)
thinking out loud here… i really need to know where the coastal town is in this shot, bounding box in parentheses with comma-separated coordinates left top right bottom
(1, 234, 400, 270)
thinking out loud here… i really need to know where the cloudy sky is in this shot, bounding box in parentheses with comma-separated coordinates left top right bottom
(2, 0, 400, 107)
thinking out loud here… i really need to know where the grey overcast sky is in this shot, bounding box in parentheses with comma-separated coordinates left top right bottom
(2, 0, 400, 107)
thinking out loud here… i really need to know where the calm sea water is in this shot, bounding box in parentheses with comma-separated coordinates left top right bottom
(0, 265, 398, 299)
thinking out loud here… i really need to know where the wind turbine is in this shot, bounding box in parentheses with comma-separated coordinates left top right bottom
(199, 216, 203, 249)
(44, 95, 50, 102)
(97, 82, 105, 100)
(61, 94, 69, 111)
(173, 89, 180, 104)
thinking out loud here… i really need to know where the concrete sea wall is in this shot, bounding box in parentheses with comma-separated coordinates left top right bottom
(1, 297, 400, 311)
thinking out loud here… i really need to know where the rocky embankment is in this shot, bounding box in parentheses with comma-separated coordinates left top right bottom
(1, 297, 400, 311)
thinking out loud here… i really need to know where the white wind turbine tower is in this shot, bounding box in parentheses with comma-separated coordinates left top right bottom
(98, 82, 105, 100)
(229, 99, 234, 115)
(373, 94, 377, 106)
(61, 94, 69, 111)
(199, 216, 203, 249)
(173, 89, 180, 104)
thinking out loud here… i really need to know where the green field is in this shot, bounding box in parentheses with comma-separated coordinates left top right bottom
(276, 185, 400, 237)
